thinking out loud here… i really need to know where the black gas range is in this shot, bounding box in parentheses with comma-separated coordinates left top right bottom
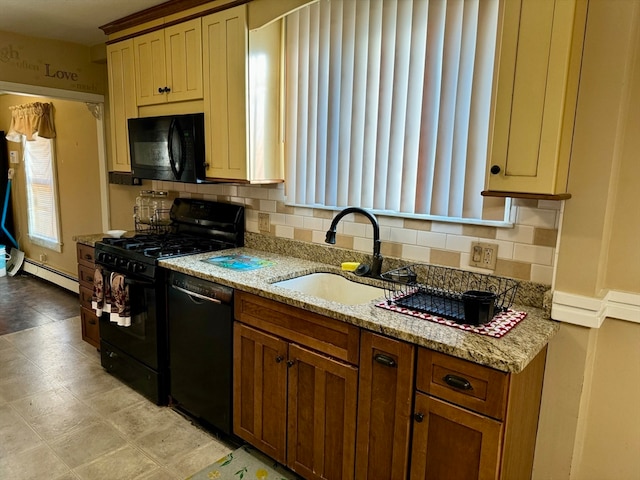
(94, 198, 244, 405)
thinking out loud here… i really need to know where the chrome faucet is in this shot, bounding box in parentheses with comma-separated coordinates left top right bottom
(325, 207, 383, 278)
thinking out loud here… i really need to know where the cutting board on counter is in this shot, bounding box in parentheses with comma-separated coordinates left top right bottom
(202, 253, 275, 271)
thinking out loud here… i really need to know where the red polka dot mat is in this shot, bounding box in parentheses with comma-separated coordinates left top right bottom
(375, 300, 527, 338)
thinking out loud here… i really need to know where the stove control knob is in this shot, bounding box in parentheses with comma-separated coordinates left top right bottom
(127, 261, 145, 274)
(117, 258, 128, 268)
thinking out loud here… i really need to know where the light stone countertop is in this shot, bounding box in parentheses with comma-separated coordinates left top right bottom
(159, 247, 559, 374)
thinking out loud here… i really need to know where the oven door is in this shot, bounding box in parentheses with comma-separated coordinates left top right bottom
(98, 270, 163, 371)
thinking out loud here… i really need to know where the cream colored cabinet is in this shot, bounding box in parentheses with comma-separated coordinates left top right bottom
(486, 0, 588, 197)
(202, 5, 282, 183)
(133, 18, 203, 106)
(106, 39, 137, 172)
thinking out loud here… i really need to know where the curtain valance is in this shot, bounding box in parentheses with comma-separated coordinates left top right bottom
(6, 102, 56, 142)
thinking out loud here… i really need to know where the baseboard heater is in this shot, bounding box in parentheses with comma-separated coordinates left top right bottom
(22, 259, 79, 293)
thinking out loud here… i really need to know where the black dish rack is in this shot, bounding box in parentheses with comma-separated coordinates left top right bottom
(381, 264, 519, 324)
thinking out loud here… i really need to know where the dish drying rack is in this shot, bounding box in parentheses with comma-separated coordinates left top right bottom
(133, 206, 174, 234)
(380, 264, 519, 323)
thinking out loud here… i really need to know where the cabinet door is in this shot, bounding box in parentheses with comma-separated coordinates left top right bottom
(410, 392, 502, 480)
(233, 322, 288, 464)
(134, 30, 167, 106)
(487, 0, 587, 195)
(164, 18, 203, 103)
(202, 5, 248, 180)
(106, 40, 137, 172)
(287, 344, 358, 480)
(355, 332, 415, 480)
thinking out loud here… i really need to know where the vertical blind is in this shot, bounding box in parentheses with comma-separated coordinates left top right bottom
(284, 0, 500, 220)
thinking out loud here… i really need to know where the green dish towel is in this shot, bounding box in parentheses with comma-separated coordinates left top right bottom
(187, 445, 300, 480)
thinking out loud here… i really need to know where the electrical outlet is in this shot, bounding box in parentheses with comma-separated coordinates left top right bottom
(9, 151, 18, 164)
(258, 213, 270, 232)
(469, 242, 498, 270)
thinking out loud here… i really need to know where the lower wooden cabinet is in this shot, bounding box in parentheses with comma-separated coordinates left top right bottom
(233, 292, 547, 480)
(411, 347, 548, 480)
(233, 292, 359, 480)
(355, 331, 415, 480)
(287, 343, 358, 480)
(410, 393, 502, 480)
(76, 243, 99, 348)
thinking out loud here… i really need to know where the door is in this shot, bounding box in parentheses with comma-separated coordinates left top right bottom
(202, 5, 248, 179)
(410, 393, 502, 480)
(97, 272, 160, 370)
(106, 39, 137, 172)
(233, 323, 288, 464)
(164, 18, 203, 103)
(134, 29, 167, 106)
(355, 332, 415, 480)
(287, 344, 358, 480)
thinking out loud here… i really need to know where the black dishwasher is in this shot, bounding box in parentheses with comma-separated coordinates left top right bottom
(167, 270, 233, 435)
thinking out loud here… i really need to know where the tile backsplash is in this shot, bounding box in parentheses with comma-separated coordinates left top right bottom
(152, 181, 561, 285)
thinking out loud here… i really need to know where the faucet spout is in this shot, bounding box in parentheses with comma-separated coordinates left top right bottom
(325, 207, 383, 278)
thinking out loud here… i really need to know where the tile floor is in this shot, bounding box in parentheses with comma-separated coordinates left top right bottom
(0, 273, 80, 335)
(0, 276, 234, 480)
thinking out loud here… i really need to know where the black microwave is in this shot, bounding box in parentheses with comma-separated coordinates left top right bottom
(128, 113, 207, 183)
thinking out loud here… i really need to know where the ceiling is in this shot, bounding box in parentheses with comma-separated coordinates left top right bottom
(0, 0, 169, 47)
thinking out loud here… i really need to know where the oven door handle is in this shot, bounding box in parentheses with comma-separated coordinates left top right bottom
(171, 284, 222, 304)
(124, 277, 155, 288)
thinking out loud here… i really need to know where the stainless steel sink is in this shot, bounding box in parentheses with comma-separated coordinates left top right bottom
(272, 273, 384, 305)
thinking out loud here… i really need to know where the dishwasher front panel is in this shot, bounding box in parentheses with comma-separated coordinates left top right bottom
(167, 271, 233, 435)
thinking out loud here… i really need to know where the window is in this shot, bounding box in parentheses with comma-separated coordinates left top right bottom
(23, 135, 62, 252)
(284, 0, 507, 223)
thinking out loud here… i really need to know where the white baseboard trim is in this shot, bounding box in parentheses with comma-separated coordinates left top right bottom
(552, 290, 640, 328)
(22, 260, 79, 294)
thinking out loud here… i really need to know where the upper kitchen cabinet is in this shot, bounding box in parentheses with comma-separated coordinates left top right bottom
(485, 0, 588, 198)
(106, 39, 137, 172)
(133, 18, 203, 106)
(202, 5, 283, 183)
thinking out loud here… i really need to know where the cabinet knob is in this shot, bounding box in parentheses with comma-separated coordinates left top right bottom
(414, 412, 425, 423)
(165, 86, 171, 93)
(286, 360, 296, 368)
(275, 355, 284, 363)
(490, 165, 501, 175)
(158, 87, 164, 93)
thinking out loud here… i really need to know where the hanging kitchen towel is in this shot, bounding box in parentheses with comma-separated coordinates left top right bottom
(91, 267, 111, 315)
(110, 273, 131, 327)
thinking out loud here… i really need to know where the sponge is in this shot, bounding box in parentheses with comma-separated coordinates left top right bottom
(341, 262, 360, 271)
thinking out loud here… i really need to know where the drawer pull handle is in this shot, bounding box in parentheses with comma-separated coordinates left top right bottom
(88, 318, 97, 325)
(414, 412, 425, 423)
(84, 254, 93, 260)
(374, 354, 397, 367)
(444, 374, 473, 391)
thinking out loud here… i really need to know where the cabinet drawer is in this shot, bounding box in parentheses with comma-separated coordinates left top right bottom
(79, 285, 94, 310)
(416, 348, 508, 420)
(81, 307, 100, 348)
(235, 291, 360, 364)
(78, 263, 96, 288)
(76, 243, 95, 267)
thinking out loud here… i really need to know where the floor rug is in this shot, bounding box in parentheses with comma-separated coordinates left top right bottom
(186, 445, 301, 480)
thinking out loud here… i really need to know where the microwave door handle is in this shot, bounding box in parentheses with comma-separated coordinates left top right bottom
(167, 119, 184, 180)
